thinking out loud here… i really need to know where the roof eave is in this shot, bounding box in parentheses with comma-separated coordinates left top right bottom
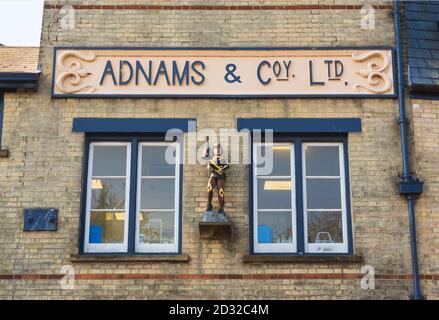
(0, 71, 41, 91)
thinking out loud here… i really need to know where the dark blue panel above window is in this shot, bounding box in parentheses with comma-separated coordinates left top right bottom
(0, 72, 40, 91)
(72, 118, 197, 133)
(237, 118, 362, 133)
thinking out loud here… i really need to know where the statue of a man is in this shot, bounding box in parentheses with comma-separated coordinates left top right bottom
(204, 141, 231, 214)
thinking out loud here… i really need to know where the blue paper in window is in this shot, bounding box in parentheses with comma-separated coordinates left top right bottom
(258, 225, 272, 243)
(90, 225, 103, 243)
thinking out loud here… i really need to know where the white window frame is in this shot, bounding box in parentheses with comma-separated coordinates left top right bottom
(135, 142, 180, 253)
(84, 142, 131, 253)
(253, 142, 297, 253)
(302, 142, 348, 253)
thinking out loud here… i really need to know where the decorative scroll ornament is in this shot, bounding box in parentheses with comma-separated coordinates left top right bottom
(55, 51, 96, 94)
(352, 51, 392, 94)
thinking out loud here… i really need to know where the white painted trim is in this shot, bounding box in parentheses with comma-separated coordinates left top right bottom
(257, 209, 293, 212)
(139, 209, 175, 212)
(140, 176, 175, 179)
(256, 175, 293, 179)
(91, 176, 126, 179)
(305, 176, 341, 179)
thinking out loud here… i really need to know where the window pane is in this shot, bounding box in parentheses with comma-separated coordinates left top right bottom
(257, 178, 292, 209)
(91, 178, 126, 209)
(140, 178, 175, 210)
(256, 145, 291, 176)
(305, 145, 340, 176)
(92, 145, 127, 176)
(89, 211, 125, 243)
(142, 145, 176, 176)
(138, 211, 175, 244)
(306, 179, 341, 209)
(257, 211, 293, 243)
(307, 211, 343, 243)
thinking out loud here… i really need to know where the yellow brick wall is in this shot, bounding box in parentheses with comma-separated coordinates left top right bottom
(410, 99, 439, 299)
(0, 0, 436, 299)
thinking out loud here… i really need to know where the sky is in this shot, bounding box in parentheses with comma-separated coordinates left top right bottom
(0, 0, 44, 46)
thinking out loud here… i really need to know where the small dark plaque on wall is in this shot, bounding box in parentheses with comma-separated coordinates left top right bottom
(23, 208, 58, 231)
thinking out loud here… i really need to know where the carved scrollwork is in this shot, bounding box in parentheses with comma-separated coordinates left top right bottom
(55, 51, 96, 94)
(352, 51, 392, 94)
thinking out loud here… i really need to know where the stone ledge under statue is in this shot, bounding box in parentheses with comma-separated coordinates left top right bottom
(202, 210, 229, 223)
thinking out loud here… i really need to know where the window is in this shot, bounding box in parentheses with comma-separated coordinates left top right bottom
(303, 143, 348, 253)
(253, 143, 296, 253)
(82, 138, 181, 254)
(84, 142, 131, 253)
(136, 143, 180, 253)
(252, 138, 351, 254)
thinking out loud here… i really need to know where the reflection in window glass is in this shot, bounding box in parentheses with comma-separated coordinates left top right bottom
(257, 145, 291, 176)
(92, 146, 127, 177)
(91, 178, 126, 209)
(89, 211, 125, 244)
(306, 179, 341, 209)
(257, 211, 293, 244)
(257, 179, 292, 209)
(141, 145, 176, 176)
(140, 179, 175, 210)
(307, 211, 343, 243)
(138, 211, 175, 244)
(305, 145, 340, 176)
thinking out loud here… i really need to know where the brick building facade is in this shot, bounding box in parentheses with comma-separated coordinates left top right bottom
(0, 0, 437, 299)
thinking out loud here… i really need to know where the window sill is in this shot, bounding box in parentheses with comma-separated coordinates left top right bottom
(70, 253, 190, 263)
(243, 254, 363, 264)
(0, 149, 9, 158)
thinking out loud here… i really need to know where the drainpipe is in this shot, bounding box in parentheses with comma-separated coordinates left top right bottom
(394, 0, 424, 300)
